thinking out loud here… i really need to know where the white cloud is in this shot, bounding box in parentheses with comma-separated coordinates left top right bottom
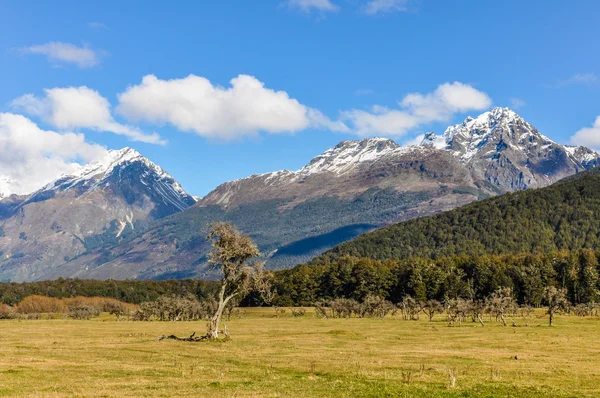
(88, 22, 108, 29)
(20, 42, 103, 68)
(116, 74, 347, 140)
(286, 0, 339, 13)
(570, 116, 600, 149)
(556, 73, 599, 87)
(509, 98, 526, 109)
(12, 87, 165, 144)
(354, 89, 375, 96)
(364, 0, 408, 15)
(341, 82, 492, 137)
(0, 113, 108, 195)
(403, 133, 425, 146)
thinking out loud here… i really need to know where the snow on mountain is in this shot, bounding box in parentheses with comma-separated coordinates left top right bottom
(25, 147, 194, 211)
(421, 107, 599, 170)
(298, 137, 401, 175)
(422, 107, 545, 162)
(219, 137, 428, 191)
(420, 132, 447, 149)
(564, 145, 600, 168)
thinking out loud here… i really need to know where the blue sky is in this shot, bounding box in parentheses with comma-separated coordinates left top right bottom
(1, 0, 600, 196)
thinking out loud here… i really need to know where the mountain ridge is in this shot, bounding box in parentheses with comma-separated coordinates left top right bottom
(0, 148, 195, 282)
(2, 107, 599, 282)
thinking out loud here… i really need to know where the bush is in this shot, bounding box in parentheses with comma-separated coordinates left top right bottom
(68, 305, 101, 320)
(13, 295, 135, 318)
(132, 295, 216, 321)
(360, 295, 393, 318)
(291, 308, 306, 317)
(0, 303, 14, 319)
(17, 295, 66, 314)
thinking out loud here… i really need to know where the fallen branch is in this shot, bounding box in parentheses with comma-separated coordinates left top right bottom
(157, 331, 208, 342)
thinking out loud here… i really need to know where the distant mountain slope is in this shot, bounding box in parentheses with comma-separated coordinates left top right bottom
(44, 108, 600, 281)
(4, 107, 599, 282)
(44, 144, 478, 280)
(314, 167, 600, 264)
(0, 148, 195, 282)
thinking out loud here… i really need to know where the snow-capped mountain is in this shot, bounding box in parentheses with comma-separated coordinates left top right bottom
(199, 138, 444, 208)
(3, 107, 599, 282)
(564, 145, 600, 169)
(422, 107, 600, 191)
(202, 107, 599, 209)
(24, 147, 195, 215)
(0, 148, 195, 282)
(298, 137, 401, 175)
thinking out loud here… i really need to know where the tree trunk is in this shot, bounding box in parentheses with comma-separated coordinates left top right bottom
(207, 283, 237, 339)
(477, 315, 485, 326)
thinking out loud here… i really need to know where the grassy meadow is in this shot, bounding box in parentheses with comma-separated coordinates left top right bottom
(0, 308, 599, 397)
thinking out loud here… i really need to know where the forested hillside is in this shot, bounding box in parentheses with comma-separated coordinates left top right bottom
(274, 250, 600, 306)
(315, 168, 600, 264)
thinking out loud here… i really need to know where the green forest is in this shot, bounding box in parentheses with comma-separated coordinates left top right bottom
(3, 249, 598, 308)
(273, 250, 600, 306)
(314, 169, 600, 263)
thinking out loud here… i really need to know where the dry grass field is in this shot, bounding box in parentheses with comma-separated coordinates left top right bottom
(0, 308, 599, 397)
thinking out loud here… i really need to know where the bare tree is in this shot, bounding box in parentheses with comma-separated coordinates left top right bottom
(544, 286, 570, 326)
(206, 222, 270, 339)
(468, 300, 486, 326)
(423, 299, 443, 322)
(485, 288, 516, 326)
(400, 296, 423, 320)
(446, 298, 469, 326)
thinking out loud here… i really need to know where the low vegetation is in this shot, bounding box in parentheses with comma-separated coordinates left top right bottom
(0, 308, 600, 397)
(0, 278, 218, 305)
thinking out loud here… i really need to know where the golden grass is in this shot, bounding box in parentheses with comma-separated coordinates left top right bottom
(0, 308, 599, 397)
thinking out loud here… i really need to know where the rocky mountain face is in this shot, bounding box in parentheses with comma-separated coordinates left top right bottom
(2, 107, 599, 282)
(200, 137, 477, 208)
(0, 148, 196, 282)
(422, 107, 598, 191)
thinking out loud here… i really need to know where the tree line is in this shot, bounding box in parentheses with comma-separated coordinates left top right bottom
(2, 249, 599, 310)
(0, 278, 218, 306)
(272, 250, 600, 307)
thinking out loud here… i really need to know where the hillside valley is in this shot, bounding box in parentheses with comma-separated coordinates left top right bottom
(1, 107, 599, 281)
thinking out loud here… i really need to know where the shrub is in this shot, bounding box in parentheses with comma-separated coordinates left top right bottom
(360, 295, 393, 318)
(132, 295, 215, 321)
(0, 303, 13, 319)
(291, 308, 306, 317)
(17, 295, 66, 314)
(68, 305, 101, 320)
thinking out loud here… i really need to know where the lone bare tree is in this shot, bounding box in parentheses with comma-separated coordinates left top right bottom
(206, 222, 270, 339)
(423, 299, 443, 322)
(544, 286, 570, 326)
(156, 224, 271, 343)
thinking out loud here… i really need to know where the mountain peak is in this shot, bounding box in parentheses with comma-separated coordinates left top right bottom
(106, 147, 143, 163)
(420, 107, 550, 163)
(299, 137, 400, 175)
(455, 107, 523, 134)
